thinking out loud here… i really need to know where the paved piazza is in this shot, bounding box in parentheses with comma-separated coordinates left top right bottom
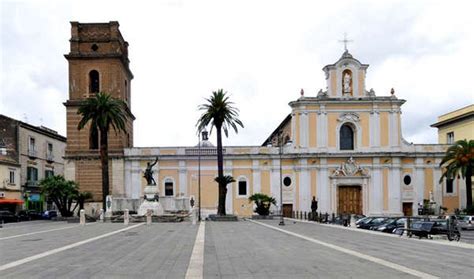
(1, 220, 473, 278)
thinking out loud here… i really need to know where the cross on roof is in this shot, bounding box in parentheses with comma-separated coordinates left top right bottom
(338, 33, 353, 51)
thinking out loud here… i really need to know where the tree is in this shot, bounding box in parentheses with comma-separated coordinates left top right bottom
(76, 191, 93, 214)
(439, 139, 474, 209)
(40, 175, 79, 217)
(197, 89, 244, 215)
(248, 193, 276, 216)
(77, 92, 131, 211)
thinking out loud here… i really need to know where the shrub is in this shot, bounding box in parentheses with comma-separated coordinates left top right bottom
(248, 193, 276, 216)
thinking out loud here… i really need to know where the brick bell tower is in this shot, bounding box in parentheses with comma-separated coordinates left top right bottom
(64, 21, 134, 203)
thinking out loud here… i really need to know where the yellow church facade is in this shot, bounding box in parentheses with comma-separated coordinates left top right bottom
(116, 51, 453, 217)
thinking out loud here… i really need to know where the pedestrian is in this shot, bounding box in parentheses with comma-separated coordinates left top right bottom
(311, 196, 318, 221)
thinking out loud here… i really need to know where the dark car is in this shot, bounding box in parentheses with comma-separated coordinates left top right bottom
(18, 210, 42, 221)
(0, 210, 19, 223)
(42, 210, 58, 220)
(357, 217, 387, 229)
(373, 218, 406, 233)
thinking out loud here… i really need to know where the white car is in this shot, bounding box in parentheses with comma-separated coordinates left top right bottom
(458, 215, 474, 230)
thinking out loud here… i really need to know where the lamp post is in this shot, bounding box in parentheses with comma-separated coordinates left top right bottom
(278, 132, 285, 226)
(198, 132, 202, 222)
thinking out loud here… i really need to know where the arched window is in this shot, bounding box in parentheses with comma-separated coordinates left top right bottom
(340, 124, 354, 150)
(89, 70, 100, 93)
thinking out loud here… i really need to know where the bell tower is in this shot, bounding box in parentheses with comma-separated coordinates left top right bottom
(64, 21, 134, 200)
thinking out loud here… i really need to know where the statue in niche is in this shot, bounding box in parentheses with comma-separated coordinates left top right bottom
(144, 157, 158, 185)
(343, 72, 352, 94)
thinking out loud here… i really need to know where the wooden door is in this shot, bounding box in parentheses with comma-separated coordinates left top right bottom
(403, 203, 413, 216)
(282, 204, 293, 218)
(337, 186, 362, 215)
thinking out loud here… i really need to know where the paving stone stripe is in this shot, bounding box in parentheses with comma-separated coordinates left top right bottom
(0, 223, 96, 241)
(249, 219, 439, 279)
(0, 223, 144, 272)
(185, 221, 205, 279)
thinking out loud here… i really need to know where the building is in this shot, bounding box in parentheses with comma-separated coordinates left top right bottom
(65, 22, 457, 217)
(63, 21, 134, 207)
(0, 114, 66, 212)
(431, 104, 474, 144)
(431, 104, 474, 212)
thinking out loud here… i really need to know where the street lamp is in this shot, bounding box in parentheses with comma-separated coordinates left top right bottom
(278, 132, 291, 226)
(198, 129, 208, 222)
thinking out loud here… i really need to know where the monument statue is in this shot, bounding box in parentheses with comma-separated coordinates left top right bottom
(144, 157, 158, 185)
(343, 72, 351, 93)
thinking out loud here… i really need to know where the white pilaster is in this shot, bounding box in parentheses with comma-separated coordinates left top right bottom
(371, 158, 383, 214)
(252, 160, 261, 194)
(179, 160, 187, 196)
(225, 160, 233, 214)
(271, 159, 280, 202)
(131, 161, 141, 199)
(298, 159, 310, 211)
(433, 159, 442, 207)
(317, 158, 329, 212)
(389, 158, 401, 214)
(316, 106, 328, 149)
(414, 158, 425, 213)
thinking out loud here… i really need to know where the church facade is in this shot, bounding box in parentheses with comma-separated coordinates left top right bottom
(64, 22, 465, 217)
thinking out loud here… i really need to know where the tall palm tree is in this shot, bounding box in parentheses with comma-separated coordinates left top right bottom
(77, 92, 130, 212)
(197, 89, 244, 215)
(439, 139, 474, 209)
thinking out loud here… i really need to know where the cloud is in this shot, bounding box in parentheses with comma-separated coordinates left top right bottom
(1, 0, 473, 148)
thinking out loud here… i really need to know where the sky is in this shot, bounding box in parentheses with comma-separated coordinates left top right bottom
(1, 0, 473, 147)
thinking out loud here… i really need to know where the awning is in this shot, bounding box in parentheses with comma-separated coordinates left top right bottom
(0, 198, 24, 204)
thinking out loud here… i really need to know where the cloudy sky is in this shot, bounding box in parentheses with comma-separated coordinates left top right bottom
(1, 0, 473, 147)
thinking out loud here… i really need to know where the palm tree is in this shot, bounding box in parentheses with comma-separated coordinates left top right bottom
(40, 175, 79, 217)
(439, 139, 474, 209)
(77, 92, 130, 212)
(197, 89, 244, 215)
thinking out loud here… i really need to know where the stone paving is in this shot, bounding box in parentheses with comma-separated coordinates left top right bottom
(0, 219, 473, 278)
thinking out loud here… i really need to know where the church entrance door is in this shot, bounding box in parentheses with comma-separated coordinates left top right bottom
(282, 204, 293, 218)
(337, 186, 362, 215)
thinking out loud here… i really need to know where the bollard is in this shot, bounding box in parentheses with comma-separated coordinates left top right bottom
(124, 209, 129, 226)
(146, 209, 152, 225)
(192, 207, 197, 225)
(99, 209, 104, 223)
(304, 212, 307, 220)
(80, 209, 85, 226)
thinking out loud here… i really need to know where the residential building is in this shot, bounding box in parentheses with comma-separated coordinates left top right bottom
(0, 114, 66, 212)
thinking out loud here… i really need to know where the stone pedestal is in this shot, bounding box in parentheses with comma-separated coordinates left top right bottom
(137, 185, 164, 216)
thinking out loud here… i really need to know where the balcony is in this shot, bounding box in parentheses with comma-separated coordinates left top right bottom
(25, 180, 39, 187)
(27, 148, 37, 159)
(46, 152, 54, 162)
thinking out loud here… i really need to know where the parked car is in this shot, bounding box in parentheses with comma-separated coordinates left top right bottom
(356, 217, 387, 229)
(458, 215, 474, 230)
(18, 210, 42, 221)
(42, 210, 58, 220)
(373, 218, 406, 233)
(0, 210, 19, 223)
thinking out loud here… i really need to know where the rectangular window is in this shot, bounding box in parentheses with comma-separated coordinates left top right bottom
(47, 143, 53, 160)
(446, 179, 454, 194)
(238, 180, 247, 196)
(9, 170, 15, 184)
(165, 182, 174, 196)
(27, 167, 38, 185)
(28, 137, 36, 156)
(447, 132, 454, 144)
(45, 170, 54, 178)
